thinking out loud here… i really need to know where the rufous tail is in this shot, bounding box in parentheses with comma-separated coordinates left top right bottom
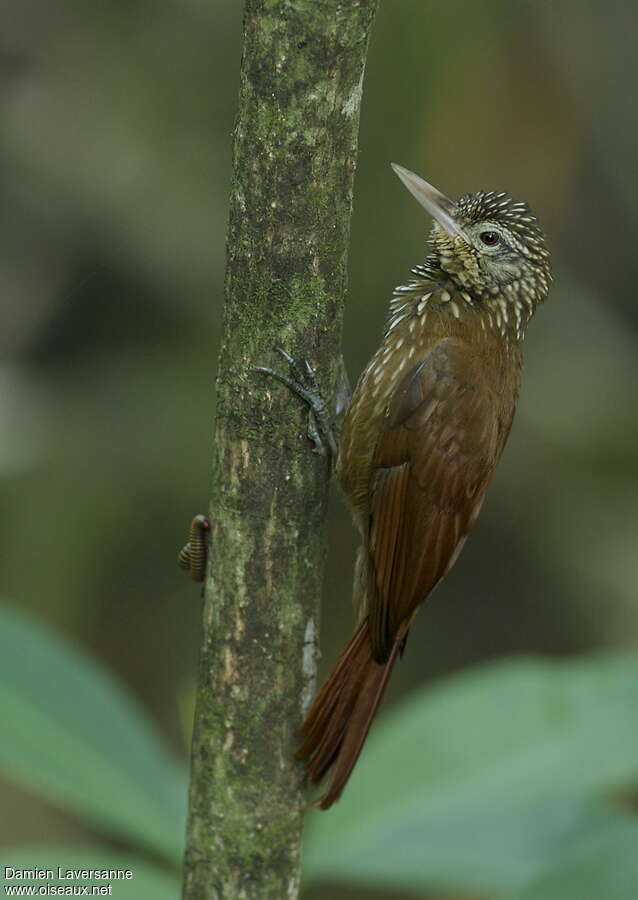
(296, 616, 409, 809)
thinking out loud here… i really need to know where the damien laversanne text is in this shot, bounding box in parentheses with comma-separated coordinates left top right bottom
(4, 869, 133, 881)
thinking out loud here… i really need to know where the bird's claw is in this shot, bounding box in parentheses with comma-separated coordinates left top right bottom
(253, 348, 337, 461)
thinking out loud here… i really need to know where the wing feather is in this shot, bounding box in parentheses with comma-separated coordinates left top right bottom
(366, 338, 507, 662)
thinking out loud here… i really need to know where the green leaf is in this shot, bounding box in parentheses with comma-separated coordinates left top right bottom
(0, 603, 187, 862)
(0, 847, 179, 899)
(303, 654, 638, 894)
(503, 821, 638, 900)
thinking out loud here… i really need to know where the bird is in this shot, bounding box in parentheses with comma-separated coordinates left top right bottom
(289, 163, 552, 809)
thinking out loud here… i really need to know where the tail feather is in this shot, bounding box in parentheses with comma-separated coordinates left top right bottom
(296, 617, 408, 809)
(296, 622, 367, 750)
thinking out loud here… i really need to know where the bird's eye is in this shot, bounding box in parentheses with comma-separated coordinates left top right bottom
(480, 230, 500, 246)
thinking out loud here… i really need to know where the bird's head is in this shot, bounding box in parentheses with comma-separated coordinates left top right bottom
(392, 164, 551, 310)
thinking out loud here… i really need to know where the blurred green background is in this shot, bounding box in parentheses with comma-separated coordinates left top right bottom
(2, 1, 638, 898)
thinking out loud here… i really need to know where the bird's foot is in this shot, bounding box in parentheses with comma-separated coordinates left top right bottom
(253, 347, 338, 461)
(178, 514, 210, 582)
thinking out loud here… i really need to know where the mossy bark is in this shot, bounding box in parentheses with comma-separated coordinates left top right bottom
(181, 2, 378, 898)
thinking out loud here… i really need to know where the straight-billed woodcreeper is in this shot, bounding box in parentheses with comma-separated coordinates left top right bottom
(180, 164, 552, 810)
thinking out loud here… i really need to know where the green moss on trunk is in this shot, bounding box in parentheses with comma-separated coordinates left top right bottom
(182, 2, 378, 897)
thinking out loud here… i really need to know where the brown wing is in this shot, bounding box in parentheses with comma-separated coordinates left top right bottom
(367, 338, 507, 662)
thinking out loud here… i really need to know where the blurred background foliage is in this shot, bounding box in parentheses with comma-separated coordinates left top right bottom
(1, 1, 638, 898)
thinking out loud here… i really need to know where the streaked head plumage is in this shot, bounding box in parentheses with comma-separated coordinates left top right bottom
(392, 164, 552, 314)
(432, 189, 551, 305)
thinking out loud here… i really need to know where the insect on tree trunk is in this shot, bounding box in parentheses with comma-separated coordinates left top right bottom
(181, 2, 379, 898)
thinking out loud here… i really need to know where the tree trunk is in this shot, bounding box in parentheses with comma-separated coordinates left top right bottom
(181, 2, 378, 898)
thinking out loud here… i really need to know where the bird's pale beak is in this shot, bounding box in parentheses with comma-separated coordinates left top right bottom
(391, 163, 463, 239)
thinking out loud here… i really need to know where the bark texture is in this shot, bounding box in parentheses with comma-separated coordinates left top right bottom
(182, 2, 378, 897)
